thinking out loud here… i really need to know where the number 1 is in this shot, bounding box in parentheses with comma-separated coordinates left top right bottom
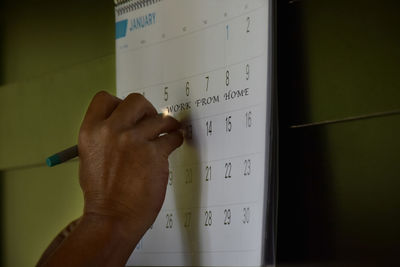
(205, 165, 212, 181)
(246, 64, 250, 80)
(206, 120, 213, 136)
(168, 171, 173, 185)
(205, 76, 209, 91)
(225, 115, 232, 132)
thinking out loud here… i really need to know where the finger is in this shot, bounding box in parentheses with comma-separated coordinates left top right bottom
(83, 91, 122, 125)
(153, 130, 184, 156)
(135, 114, 181, 140)
(108, 93, 157, 128)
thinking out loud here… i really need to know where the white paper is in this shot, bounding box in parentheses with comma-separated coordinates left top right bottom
(115, 1, 271, 266)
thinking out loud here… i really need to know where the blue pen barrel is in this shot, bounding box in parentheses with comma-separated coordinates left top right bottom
(46, 145, 79, 167)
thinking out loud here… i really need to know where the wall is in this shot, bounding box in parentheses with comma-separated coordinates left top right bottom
(0, 0, 115, 266)
(277, 0, 400, 266)
(1, 0, 399, 266)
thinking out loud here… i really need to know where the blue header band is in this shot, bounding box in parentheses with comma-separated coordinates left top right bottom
(116, 19, 128, 39)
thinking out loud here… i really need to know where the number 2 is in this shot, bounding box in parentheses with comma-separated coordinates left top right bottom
(205, 210, 212, 226)
(224, 209, 232, 225)
(225, 115, 232, 132)
(243, 207, 250, 224)
(166, 213, 173, 229)
(244, 159, 251, 176)
(185, 124, 193, 140)
(184, 212, 192, 228)
(185, 168, 193, 184)
(225, 162, 232, 179)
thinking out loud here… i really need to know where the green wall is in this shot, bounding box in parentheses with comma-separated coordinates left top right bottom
(1, 0, 399, 266)
(0, 0, 115, 265)
(277, 0, 400, 265)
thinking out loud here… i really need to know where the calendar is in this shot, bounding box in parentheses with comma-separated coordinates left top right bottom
(115, 0, 276, 266)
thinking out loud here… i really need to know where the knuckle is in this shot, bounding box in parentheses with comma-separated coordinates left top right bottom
(145, 143, 158, 157)
(140, 143, 159, 161)
(147, 103, 158, 115)
(165, 115, 180, 127)
(94, 90, 111, 101)
(99, 123, 114, 139)
(93, 91, 118, 106)
(118, 131, 133, 147)
(149, 107, 158, 117)
(133, 144, 157, 166)
(79, 126, 92, 143)
(125, 92, 144, 102)
(126, 93, 157, 115)
(169, 132, 184, 150)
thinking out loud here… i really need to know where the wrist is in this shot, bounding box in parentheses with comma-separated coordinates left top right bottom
(42, 213, 143, 267)
(81, 212, 145, 247)
(82, 192, 155, 237)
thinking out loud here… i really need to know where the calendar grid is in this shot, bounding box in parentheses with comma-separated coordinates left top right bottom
(117, 3, 265, 55)
(159, 200, 260, 212)
(132, 247, 261, 254)
(170, 149, 263, 169)
(119, 53, 265, 98)
(117, 1, 272, 266)
(173, 102, 265, 124)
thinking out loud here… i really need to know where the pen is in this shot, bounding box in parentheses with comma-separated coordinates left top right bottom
(46, 145, 78, 167)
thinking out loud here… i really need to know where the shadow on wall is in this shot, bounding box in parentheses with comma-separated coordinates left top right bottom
(0, 3, 4, 264)
(0, 0, 4, 85)
(0, 171, 3, 266)
(277, 0, 335, 264)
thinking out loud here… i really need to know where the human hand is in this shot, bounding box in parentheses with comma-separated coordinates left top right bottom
(78, 91, 183, 236)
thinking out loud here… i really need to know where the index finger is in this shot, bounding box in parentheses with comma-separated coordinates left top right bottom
(153, 130, 184, 156)
(83, 91, 122, 125)
(134, 114, 182, 140)
(108, 93, 157, 129)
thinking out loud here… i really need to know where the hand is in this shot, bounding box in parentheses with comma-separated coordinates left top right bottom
(78, 91, 183, 235)
(39, 91, 183, 267)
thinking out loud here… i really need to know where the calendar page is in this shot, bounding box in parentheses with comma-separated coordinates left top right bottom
(115, 0, 275, 266)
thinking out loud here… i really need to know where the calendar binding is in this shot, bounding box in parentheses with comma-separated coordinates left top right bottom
(115, 0, 162, 16)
